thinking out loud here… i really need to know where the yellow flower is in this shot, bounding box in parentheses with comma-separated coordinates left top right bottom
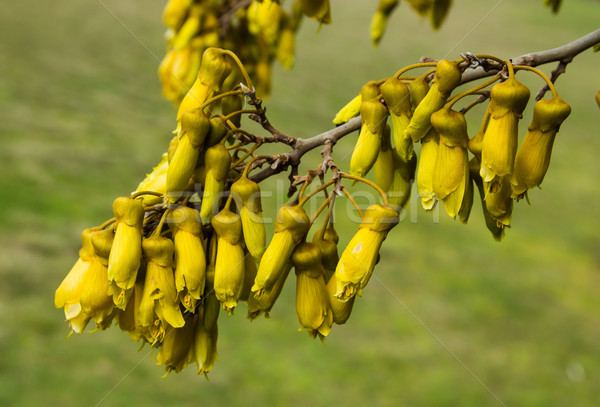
(381, 77, 414, 162)
(116, 283, 145, 342)
(334, 204, 399, 300)
(470, 158, 504, 241)
(80, 228, 116, 330)
(416, 127, 439, 210)
(134, 153, 168, 206)
(332, 81, 380, 125)
(247, 263, 292, 320)
(431, 107, 469, 218)
(156, 321, 196, 373)
(405, 59, 462, 142)
(292, 243, 333, 339)
(252, 204, 310, 298)
(511, 96, 571, 197)
(230, 176, 266, 262)
(480, 76, 530, 187)
(311, 225, 339, 282)
(468, 105, 491, 160)
(484, 175, 514, 228)
(158, 46, 201, 105)
(107, 197, 144, 309)
(430, 0, 452, 29)
(220, 93, 243, 129)
(211, 207, 246, 313)
(409, 76, 430, 110)
(55, 228, 96, 334)
(166, 108, 211, 203)
(350, 99, 388, 179)
(199, 142, 231, 223)
(191, 310, 219, 376)
(138, 235, 185, 331)
(370, 0, 399, 46)
(388, 150, 417, 210)
(162, 0, 191, 31)
(169, 206, 206, 312)
(240, 252, 259, 302)
(277, 23, 295, 69)
(202, 236, 220, 332)
(248, 0, 283, 45)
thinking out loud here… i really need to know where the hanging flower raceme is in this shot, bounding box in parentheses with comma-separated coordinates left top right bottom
(252, 204, 310, 298)
(292, 242, 333, 339)
(511, 96, 571, 197)
(139, 235, 185, 343)
(211, 207, 246, 313)
(480, 72, 530, 188)
(334, 204, 399, 301)
(200, 142, 232, 223)
(169, 206, 206, 313)
(405, 59, 462, 142)
(431, 107, 470, 218)
(107, 197, 144, 309)
(349, 99, 389, 179)
(230, 175, 266, 262)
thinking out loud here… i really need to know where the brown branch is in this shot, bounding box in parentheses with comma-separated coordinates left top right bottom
(535, 57, 572, 100)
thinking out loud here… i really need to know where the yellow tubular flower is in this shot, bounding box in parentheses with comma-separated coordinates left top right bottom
(370, 0, 399, 46)
(326, 272, 356, 324)
(277, 24, 296, 70)
(199, 143, 231, 223)
(252, 204, 310, 298)
(163, 0, 192, 31)
(484, 176, 514, 228)
(107, 197, 144, 309)
(350, 99, 388, 179)
(166, 108, 210, 203)
(55, 228, 96, 334)
(139, 235, 185, 330)
(231, 176, 266, 262)
(171, 6, 202, 50)
(80, 228, 115, 330)
(470, 158, 504, 241)
(255, 0, 283, 45)
(332, 81, 380, 125)
(388, 151, 417, 210)
(211, 208, 246, 313)
(458, 173, 474, 224)
(177, 47, 233, 119)
(374, 125, 395, 192)
(240, 252, 258, 302)
(157, 321, 196, 373)
(431, 107, 469, 218)
(158, 47, 202, 105)
(405, 59, 462, 142)
(300, 0, 332, 24)
(134, 153, 168, 206)
(468, 105, 491, 160)
(409, 76, 430, 110)
(480, 76, 530, 187)
(381, 77, 414, 162)
(169, 206, 206, 312)
(311, 225, 339, 283)
(292, 243, 333, 339)
(511, 96, 571, 197)
(416, 127, 440, 210)
(335, 204, 399, 300)
(191, 311, 219, 376)
(248, 263, 292, 320)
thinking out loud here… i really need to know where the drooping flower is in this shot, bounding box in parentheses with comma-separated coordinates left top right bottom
(349, 99, 388, 179)
(370, 0, 399, 46)
(199, 142, 231, 223)
(416, 127, 440, 210)
(230, 175, 266, 262)
(156, 320, 196, 374)
(381, 77, 413, 162)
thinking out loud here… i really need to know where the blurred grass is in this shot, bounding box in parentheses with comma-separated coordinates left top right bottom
(1, 0, 599, 406)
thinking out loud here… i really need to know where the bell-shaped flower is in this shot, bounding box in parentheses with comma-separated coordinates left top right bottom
(252, 204, 310, 298)
(211, 207, 246, 313)
(405, 59, 462, 142)
(168, 206, 206, 312)
(334, 204, 399, 300)
(511, 96, 571, 197)
(292, 243, 333, 339)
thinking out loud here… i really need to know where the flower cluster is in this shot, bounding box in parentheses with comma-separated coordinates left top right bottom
(56, 47, 403, 376)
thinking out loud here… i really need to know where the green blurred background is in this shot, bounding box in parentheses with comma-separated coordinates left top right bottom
(1, 1, 599, 406)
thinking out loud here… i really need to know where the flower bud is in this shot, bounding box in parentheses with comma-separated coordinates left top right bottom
(381, 77, 414, 161)
(292, 243, 333, 339)
(431, 0, 452, 29)
(212, 208, 245, 313)
(199, 143, 231, 223)
(511, 96, 571, 196)
(277, 24, 296, 69)
(231, 176, 266, 261)
(116, 282, 144, 342)
(409, 76, 430, 109)
(334, 204, 399, 300)
(248, 0, 283, 45)
(349, 99, 388, 179)
(405, 59, 462, 142)
(312, 226, 339, 282)
(198, 48, 233, 93)
(431, 107, 469, 218)
(252, 204, 310, 297)
(169, 206, 206, 312)
(332, 95, 361, 125)
(370, 0, 399, 46)
(107, 197, 144, 309)
(170, 6, 200, 49)
(480, 76, 530, 186)
(388, 151, 417, 210)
